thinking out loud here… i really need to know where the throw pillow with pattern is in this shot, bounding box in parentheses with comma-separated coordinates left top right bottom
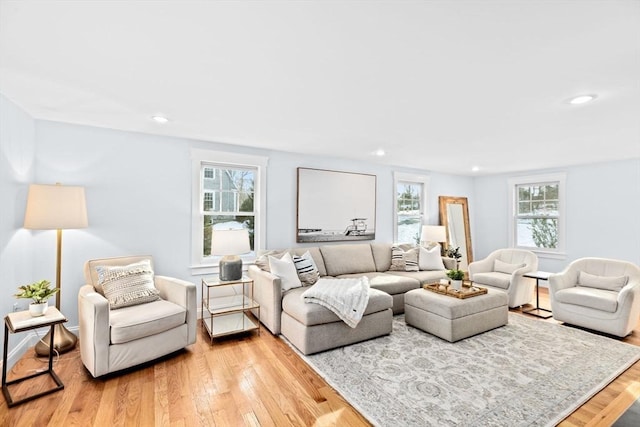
(293, 251, 321, 286)
(389, 245, 419, 272)
(96, 259, 160, 309)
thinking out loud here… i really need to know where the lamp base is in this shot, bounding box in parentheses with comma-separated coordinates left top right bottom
(219, 256, 242, 281)
(35, 323, 77, 356)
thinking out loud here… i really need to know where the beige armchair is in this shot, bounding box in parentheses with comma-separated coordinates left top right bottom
(468, 248, 538, 307)
(78, 255, 196, 377)
(549, 258, 640, 337)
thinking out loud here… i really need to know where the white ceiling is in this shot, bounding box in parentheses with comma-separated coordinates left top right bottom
(1, 0, 639, 175)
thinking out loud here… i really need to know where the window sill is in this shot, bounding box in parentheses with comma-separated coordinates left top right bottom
(518, 248, 567, 260)
(190, 260, 256, 276)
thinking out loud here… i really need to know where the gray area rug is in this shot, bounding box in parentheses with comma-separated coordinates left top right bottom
(614, 397, 640, 426)
(296, 314, 640, 427)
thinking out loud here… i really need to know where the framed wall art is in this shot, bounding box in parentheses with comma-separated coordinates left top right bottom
(297, 167, 376, 243)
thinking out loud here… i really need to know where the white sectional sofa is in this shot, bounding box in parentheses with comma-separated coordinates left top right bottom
(248, 242, 454, 354)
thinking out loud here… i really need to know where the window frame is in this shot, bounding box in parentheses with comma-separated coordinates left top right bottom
(190, 149, 268, 275)
(508, 172, 566, 259)
(393, 172, 430, 244)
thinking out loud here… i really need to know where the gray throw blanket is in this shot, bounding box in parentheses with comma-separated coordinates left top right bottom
(301, 277, 370, 328)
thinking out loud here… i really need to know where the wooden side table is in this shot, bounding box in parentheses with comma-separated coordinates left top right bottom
(523, 271, 553, 319)
(2, 307, 67, 407)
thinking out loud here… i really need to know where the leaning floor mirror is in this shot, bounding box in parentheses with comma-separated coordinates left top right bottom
(438, 196, 473, 270)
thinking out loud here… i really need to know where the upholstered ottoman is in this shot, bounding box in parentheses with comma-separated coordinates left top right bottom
(404, 287, 508, 342)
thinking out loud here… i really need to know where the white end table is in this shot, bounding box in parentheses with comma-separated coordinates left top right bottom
(2, 307, 67, 407)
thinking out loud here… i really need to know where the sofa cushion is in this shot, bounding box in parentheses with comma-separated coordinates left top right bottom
(371, 243, 392, 272)
(109, 299, 186, 344)
(269, 253, 302, 292)
(578, 271, 628, 292)
(419, 245, 446, 271)
(472, 271, 511, 290)
(96, 260, 161, 309)
(337, 272, 421, 295)
(292, 251, 320, 286)
(555, 287, 618, 313)
(494, 259, 525, 274)
(320, 244, 376, 276)
(389, 270, 449, 285)
(282, 286, 392, 327)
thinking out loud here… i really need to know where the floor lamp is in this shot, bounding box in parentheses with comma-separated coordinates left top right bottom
(23, 183, 88, 356)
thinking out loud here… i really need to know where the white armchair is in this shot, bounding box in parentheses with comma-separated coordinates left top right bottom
(549, 257, 640, 337)
(78, 255, 197, 377)
(468, 249, 538, 307)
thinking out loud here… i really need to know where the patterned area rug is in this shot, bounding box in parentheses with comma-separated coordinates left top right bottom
(297, 314, 640, 427)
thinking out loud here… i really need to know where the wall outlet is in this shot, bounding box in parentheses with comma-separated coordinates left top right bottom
(13, 302, 20, 312)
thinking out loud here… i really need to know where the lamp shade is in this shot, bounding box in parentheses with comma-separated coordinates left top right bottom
(24, 184, 88, 230)
(421, 225, 446, 243)
(211, 229, 251, 256)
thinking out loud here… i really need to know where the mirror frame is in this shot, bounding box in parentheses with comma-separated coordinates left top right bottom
(438, 196, 473, 266)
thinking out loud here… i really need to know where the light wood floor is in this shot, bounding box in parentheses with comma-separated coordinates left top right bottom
(1, 289, 638, 427)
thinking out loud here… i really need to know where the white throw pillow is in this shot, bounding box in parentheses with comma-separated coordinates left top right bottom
(419, 245, 446, 271)
(269, 252, 302, 292)
(578, 271, 628, 292)
(494, 259, 525, 274)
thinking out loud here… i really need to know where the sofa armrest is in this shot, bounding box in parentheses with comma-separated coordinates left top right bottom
(248, 265, 283, 335)
(155, 275, 197, 345)
(442, 257, 456, 270)
(78, 284, 110, 377)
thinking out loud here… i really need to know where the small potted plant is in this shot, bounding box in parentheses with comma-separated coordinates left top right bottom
(14, 279, 58, 317)
(445, 247, 462, 269)
(446, 269, 465, 291)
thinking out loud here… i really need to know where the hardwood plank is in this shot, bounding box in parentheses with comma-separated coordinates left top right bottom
(0, 287, 637, 427)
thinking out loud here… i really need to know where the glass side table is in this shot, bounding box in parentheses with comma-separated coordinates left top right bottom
(201, 275, 260, 343)
(2, 307, 67, 407)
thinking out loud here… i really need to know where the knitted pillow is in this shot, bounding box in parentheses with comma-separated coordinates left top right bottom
(96, 260, 160, 309)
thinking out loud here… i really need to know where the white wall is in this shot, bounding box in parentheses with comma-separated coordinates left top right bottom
(474, 159, 640, 272)
(0, 94, 37, 359)
(31, 119, 473, 330)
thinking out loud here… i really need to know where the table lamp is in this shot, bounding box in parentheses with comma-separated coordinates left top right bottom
(211, 229, 250, 281)
(23, 183, 88, 356)
(420, 225, 446, 248)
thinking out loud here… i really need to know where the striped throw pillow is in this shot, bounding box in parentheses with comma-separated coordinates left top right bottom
(389, 246, 419, 272)
(96, 260, 160, 309)
(293, 251, 320, 286)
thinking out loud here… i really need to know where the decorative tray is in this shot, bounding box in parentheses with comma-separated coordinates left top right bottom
(423, 282, 488, 299)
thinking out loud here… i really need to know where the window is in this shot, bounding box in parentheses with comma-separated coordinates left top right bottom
(393, 172, 429, 244)
(191, 149, 268, 273)
(508, 173, 566, 257)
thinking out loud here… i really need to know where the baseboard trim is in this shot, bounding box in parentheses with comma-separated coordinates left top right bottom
(0, 325, 80, 372)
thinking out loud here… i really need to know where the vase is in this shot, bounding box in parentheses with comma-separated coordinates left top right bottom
(29, 301, 48, 317)
(451, 280, 463, 291)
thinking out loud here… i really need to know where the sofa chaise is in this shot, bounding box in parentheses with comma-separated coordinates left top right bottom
(249, 243, 454, 354)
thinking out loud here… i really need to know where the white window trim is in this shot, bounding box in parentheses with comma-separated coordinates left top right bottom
(393, 172, 430, 244)
(190, 149, 268, 275)
(507, 172, 566, 260)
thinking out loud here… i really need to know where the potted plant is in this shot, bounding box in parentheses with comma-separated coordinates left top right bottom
(446, 269, 465, 291)
(445, 247, 462, 269)
(14, 279, 58, 317)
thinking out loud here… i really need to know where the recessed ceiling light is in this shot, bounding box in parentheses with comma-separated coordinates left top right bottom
(151, 115, 169, 123)
(471, 166, 480, 172)
(567, 94, 597, 105)
(374, 149, 386, 157)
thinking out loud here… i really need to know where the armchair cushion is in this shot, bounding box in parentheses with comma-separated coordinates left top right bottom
(554, 287, 618, 313)
(578, 271, 628, 292)
(494, 259, 525, 274)
(109, 299, 187, 344)
(96, 260, 160, 309)
(472, 272, 511, 290)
